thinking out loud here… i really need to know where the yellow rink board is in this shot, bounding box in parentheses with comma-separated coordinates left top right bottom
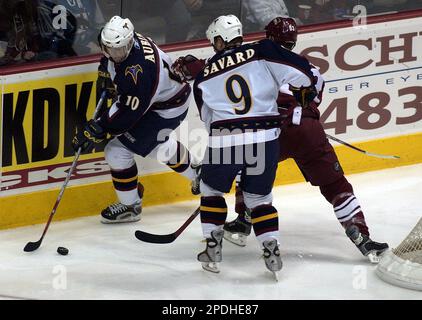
(0, 132, 421, 230)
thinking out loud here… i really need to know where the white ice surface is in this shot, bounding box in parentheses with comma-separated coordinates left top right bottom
(0, 164, 421, 300)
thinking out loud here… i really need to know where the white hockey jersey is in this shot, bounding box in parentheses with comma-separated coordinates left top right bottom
(193, 39, 316, 148)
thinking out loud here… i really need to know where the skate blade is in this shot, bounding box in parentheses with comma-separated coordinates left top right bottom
(101, 215, 141, 224)
(223, 232, 247, 247)
(201, 262, 220, 273)
(272, 271, 279, 282)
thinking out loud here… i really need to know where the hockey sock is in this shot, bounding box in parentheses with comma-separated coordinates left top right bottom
(341, 212, 369, 236)
(200, 196, 228, 239)
(111, 164, 143, 205)
(166, 141, 195, 179)
(251, 205, 279, 245)
(321, 177, 369, 236)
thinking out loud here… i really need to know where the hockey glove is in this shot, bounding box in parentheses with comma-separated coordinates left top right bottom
(72, 120, 106, 153)
(97, 67, 116, 100)
(276, 92, 298, 108)
(171, 54, 205, 82)
(289, 84, 318, 109)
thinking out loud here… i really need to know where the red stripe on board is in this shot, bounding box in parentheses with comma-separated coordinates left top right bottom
(1, 157, 109, 191)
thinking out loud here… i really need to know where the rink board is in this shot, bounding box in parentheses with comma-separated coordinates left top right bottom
(0, 12, 421, 229)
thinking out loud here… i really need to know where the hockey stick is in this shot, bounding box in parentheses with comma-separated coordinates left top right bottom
(326, 134, 400, 160)
(135, 207, 200, 244)
(23, 91, 107, 252)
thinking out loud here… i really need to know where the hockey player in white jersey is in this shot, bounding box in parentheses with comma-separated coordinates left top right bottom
(72, 16, 200, 224)
(193, 14, 318, 278)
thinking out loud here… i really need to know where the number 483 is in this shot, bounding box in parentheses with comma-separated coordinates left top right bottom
(320, 86, 422, 134)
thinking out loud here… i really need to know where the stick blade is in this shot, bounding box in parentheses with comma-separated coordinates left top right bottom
(366, 152, 401, 160)
(23, 240, 42, 252)
(134, 230, 176, 244)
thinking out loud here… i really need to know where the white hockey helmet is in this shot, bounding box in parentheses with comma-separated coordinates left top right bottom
(206, 14, 243, 46)
(101, 16, 134, 63)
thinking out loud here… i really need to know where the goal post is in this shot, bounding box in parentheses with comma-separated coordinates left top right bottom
(376, 218, 422, 291)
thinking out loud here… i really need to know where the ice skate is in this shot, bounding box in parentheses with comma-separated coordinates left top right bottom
(262, 239, 283, 281)
(197, 229, 224, 273)
(191, 163, 201, 195)
(223, 213, 252, 247)
(346, 225, 389, 263)
(101, 200, 142, 224)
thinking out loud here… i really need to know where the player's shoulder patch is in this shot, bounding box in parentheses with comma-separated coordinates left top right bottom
(124, 64, 144, 85)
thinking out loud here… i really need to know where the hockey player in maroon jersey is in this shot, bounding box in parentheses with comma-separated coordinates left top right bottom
(72, 16, 200, 224)
(172, 17, 388, 263)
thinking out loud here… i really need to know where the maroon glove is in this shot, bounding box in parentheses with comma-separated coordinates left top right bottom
(276, 92, 297, 108)
(171, 54, 206, 82)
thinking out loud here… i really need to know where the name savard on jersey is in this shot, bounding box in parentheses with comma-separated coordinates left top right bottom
(203, 48, 256, 77)
(196, 39, 315, 82)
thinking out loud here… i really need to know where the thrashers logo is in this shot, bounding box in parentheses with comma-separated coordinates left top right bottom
(125, 64, 143, 84)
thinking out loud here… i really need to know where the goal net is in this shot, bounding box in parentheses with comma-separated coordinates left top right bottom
(376, 218, 422, 291)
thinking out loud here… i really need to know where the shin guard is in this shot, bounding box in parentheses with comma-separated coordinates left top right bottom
(251, 205, 279, 245)
(200, 196, 228, 239)
(321, 177, 369, 236)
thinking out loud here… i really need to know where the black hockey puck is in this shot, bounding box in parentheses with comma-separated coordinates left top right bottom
(57, 247, 69, 256)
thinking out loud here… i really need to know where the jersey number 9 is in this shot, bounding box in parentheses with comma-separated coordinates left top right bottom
(226, 75, 252, 115)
